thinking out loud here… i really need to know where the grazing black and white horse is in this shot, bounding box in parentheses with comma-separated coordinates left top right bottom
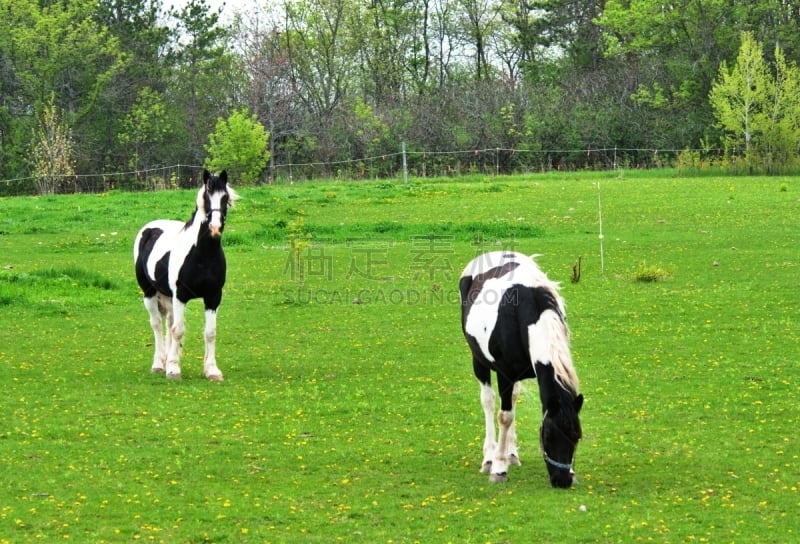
(133, 170, 239, 381)
(459, 251, 583, 487)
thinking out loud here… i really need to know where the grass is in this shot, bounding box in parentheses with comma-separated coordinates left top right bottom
(0, 171, 798, 542)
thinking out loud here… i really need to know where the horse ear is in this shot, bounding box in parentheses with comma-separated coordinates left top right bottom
(219, 170, 227, 182)
(203, 169, 211, 184)
(574, 394, 584, 413)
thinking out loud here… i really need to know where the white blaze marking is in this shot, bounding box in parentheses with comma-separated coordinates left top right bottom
(207, 190, 226, 231)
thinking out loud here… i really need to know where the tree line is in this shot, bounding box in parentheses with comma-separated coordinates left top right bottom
(2, 0, 800, 193)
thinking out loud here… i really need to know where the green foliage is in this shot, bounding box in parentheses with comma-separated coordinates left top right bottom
(675, 148, 701, 173)
(709, 33, 770, 160)
(710, 32, 800, 173)
(117, 87, 170, 170)
(499, 102, 523, 143)
(353, 97, 390, 160)
(6, 0, 124, 156)
(630, 260, 671, 282)
(5, 0, 800, 184)
(30, 97, 76, 195)
(170, 0, 234, 165)
(204, 108, 270, 185)
(598, 0, 741, 152)
(762, 45, 800, 169)
(630, 82, 668, 108)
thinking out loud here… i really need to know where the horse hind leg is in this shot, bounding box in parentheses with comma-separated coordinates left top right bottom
(160, 295, 173, 354)
(143, 296, 166, 373)
(508, 381, 522, 467)
(165, 297, 184, 379)
(479, 381, 496, 473)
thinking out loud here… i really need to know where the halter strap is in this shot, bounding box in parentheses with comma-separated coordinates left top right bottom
(540, 410, 576, 472)
(543, 451, 574, 471)
(206, 207, 226, 220)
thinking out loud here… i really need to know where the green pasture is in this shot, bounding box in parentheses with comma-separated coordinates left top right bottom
(0, 172, 798, 543)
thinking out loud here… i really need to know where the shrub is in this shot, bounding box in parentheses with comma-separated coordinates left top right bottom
(632, 261, 671, 282)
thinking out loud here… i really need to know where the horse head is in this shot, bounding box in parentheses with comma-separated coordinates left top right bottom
(199, 170, 239, 239)
(537, 363, 584, 488)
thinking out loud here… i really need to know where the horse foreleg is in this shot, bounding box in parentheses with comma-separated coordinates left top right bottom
(479, 381, 496, 473)
(165, 299, 186, 379)
(202, 309, 223, 381)
(489, 378, 518, 483)
(143, 296, 166, 373)
(490, 409, 514, 483)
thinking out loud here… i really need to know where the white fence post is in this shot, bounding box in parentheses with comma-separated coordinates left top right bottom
(402, 141, 408, 184)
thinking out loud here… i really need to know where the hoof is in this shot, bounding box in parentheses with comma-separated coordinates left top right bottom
(206, 374, 224, 382)
(151, 367, 165, 374)
(489, 472, 508, 483)
(481, 461, 492, 474)
(166, 372, 181, 380)
(509, 454, 521, 466)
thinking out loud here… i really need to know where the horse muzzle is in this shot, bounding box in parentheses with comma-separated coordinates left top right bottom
(550, 470, 577, 488)
(209, 224, 222, 239)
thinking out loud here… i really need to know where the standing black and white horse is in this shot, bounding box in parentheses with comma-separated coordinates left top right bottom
(133, 170, 239, 381)
(459, 251, 583, 487)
